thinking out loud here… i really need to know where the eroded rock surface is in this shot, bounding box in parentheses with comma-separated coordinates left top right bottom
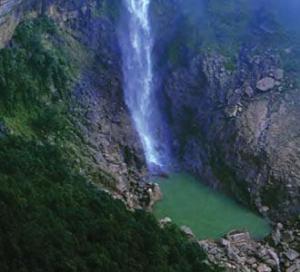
(0, 0, 149, 207)
(161, 50, 300, 221)
(198, 223, 300, 272)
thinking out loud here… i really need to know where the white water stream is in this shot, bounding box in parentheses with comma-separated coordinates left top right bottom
(120, 0, 169, 168)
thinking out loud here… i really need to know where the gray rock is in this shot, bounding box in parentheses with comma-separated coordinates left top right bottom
(274, 69, 284, 80)
(161, 50, 300, 222)
(180, 225, 195, 238)
(286, 263, 300, 272)
(267, 249, 281, 271)
(256, 77, 276, 91)
(257, 263, 272, 272)
(147, 183, 163, 209)
(220, 238, 230, 247)
(284, 248, 300, 261)
(159, 217, 172, 227)
(246, 257, 257, 265)
(244, 85, 254, 97)
(277, 223, 284, 230)
(225, 105, 239, 118)
(261, 206, 270, 213)
(227, 231, 251, 245)
(272, 229, 282, 246)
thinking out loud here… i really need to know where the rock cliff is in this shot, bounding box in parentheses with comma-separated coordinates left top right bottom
(162, 51, 300, 221)
(152, 0, 300, 221)
(0, 0, 148, 206)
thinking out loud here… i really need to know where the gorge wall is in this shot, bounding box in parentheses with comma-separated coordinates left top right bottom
(0, 0, 148, 207)
(0, 1, 299, 271)
(3, 0, 298, 221)
(152, 0, 300, 221)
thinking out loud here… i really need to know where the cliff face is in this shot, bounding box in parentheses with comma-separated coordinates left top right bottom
(162, 52, 300, 220)
(0, 0, 147, 204)
(47, 0, 148, 198)
(0, 0, 40, 47)
(2, 0, 299, 220)
(152, 0, 300, 221)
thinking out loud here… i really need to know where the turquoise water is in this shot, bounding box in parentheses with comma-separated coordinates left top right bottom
(153, 173, 271, 240)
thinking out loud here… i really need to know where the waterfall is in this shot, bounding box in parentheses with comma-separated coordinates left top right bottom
(119, 0, 171, 170)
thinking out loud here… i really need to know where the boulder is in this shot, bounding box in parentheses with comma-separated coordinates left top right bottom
(272, 228, 281, 246)
(284, 248, 300, 261)
(147, 183, 162, 208)
(159, 217, 172, 227)
(244, 85, 254, 97)
(227, 231, 251, 245)
(256, 77, 276, 91)
(286, 261, 300, 272)
(180, 225, 195, 238)
(257, 263, 272, 272)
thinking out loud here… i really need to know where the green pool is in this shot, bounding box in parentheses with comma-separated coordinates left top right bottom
(153, 173, 271, 240)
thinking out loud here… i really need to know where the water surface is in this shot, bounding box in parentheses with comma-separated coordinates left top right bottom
(154, 173, 271, 240)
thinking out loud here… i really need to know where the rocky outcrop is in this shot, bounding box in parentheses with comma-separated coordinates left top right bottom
(199, 230, 280, 272)
(159, 217, 300, 271)
(0, 0, 40, 47)
(0, 0, 148, 205)
(150, 0, 300, 222)
(161, 49, 300, 221)
(199, 220, 300, 272)
(44, 0, 148, 198)
(256, 77, 276, 92)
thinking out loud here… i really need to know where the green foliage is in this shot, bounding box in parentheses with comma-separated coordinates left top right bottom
(224, 57, 237, 72)
(0, 17, 222, 272)
(30, 105, 69, 137)
(0, 17, 72, 136)
(0, 135, 220, 272)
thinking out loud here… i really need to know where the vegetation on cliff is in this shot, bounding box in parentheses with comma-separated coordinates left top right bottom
(0, 135, 219, 272)
(0, 16, 221, 272)
(154, 0, 300, 76)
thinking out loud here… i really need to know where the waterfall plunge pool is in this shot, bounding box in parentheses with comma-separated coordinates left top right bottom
(153, 173, 271, 240)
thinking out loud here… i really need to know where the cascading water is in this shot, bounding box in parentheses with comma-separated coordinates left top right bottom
(119, 0, 171, 170)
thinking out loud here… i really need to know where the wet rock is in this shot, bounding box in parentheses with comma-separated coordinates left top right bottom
(256, 77, 276, 91)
